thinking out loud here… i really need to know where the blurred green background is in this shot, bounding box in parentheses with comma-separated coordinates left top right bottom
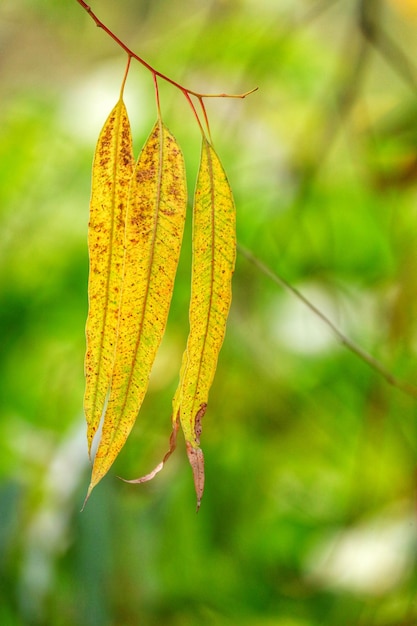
(2, 0, 417, 624)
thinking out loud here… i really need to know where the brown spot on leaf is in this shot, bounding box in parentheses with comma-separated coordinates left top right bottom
(194, 402, 207, 446)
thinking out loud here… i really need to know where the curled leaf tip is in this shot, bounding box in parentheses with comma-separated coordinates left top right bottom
(186, 442, 205, 511)
(118, 418, 180, 485)
(119, 461, 164, 484)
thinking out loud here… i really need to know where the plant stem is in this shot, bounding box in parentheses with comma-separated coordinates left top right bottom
(198, 98, 213, 143)
(119, 54, 131, 99)
(153, 73, 161, 120)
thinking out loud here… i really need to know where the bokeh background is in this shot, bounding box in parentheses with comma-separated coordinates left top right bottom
(2, 0, 417, 624)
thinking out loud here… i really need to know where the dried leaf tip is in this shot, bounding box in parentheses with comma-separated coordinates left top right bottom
(118, 417, 180, 485)
(186, 443, 205, 511)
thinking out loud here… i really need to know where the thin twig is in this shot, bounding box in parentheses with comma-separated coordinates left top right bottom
(238, 244, 417, 400)
(75, 0, 258, 101)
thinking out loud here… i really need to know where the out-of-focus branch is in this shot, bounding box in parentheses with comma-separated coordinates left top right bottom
(238, 243, 417, 400)
(359, 0, 417, 92)
(291, 12, 369, 210)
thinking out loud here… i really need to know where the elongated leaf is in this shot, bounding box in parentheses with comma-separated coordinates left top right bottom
(173, 138, 236, 508)
(84, 99, 134, 457)
(86, 119, 187, 498)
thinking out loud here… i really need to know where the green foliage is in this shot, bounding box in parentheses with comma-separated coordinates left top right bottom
(2, 1, 417, 624)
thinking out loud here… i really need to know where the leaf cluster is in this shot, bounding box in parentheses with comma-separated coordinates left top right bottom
(83, 57, 237, 508)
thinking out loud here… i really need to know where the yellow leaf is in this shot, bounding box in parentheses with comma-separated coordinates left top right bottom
(86, 119, 187, 498)
(84, 98, 134, 457)
(173, 138, 236, 508)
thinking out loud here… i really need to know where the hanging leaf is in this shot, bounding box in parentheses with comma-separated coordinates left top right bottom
(85, 119, 187, 500)
(173, 138, 236, 509)
(84, 98, 134, 457)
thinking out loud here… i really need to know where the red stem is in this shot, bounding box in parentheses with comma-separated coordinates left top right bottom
(183, 92, 206, 137)
(153, 73, 161, 119)
(119, 54, 131, 99)
(198, 98, 212, 143)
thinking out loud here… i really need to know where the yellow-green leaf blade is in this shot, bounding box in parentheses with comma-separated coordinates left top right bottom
(173, 138, 236, 506)
(87, 120, 187, 495)
(84, 99, 134, 457)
